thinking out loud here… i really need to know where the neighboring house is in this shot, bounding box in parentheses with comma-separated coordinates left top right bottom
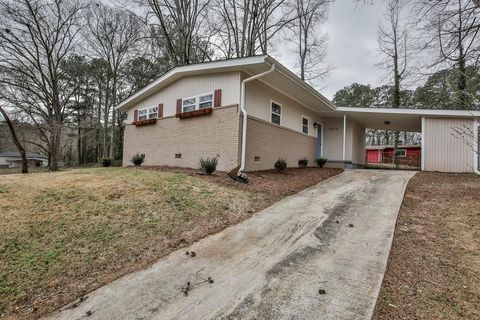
(366, 145, 421, 167)
(116, 55, 480, 174)
(0, 151, 48, 168)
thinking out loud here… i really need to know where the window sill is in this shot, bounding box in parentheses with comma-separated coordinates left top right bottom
(176, 107, 212, 119)
(133, 118, 157, 126)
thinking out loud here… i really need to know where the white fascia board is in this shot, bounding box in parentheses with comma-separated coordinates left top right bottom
(336, 107, 480, 117)
(265, 56, 337, 111)
(116, 55, 268, 111)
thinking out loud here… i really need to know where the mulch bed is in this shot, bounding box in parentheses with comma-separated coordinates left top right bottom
(372, 172, 480, 320)
(141, 166, 342, 202)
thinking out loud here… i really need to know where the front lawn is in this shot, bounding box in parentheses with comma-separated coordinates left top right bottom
(0, 167, 340, 319)
(373, 172, 480, 319)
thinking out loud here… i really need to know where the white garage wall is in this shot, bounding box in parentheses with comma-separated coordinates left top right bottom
(423, 117, 476, 173)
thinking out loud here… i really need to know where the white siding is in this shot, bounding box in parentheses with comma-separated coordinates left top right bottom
(349, 119, 366, 165)
(244, 79, 324, 137)
(125, 72, 241, 122)
(423, 117, 476, 173)
(323, 118, 343, 161)
(322, 117, 365, 165)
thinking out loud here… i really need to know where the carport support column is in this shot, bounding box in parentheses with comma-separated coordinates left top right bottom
(421, 116, 425, 171)
(342, 114, 347, 161)
(474, 117, 479, 175)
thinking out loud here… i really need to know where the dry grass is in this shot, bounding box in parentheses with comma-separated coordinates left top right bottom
(373, 172, 480, 320)
(0, 167, 49, 175)
(0, 166, 340, 319)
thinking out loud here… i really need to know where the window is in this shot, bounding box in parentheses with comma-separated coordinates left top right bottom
(271, 101, 282, 125)
(138, 107, 158, 120)
(199, 93, 213, 109)
(302, 116, 309, 134)
(396, 149, 406, 157)
(182, 92, 213, 112)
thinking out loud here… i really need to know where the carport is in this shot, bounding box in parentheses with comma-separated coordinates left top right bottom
(334, 107, 480, 174)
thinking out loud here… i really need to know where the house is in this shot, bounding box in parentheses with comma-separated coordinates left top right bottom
(366, 145, 421, 167)
(116, 55, 480, 174)
(0, 151, 48, 168)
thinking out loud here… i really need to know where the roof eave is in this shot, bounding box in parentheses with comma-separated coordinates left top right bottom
(116, 55, 269, 112)
(336, 106, 480, 117)
(264, 56, 337, 111)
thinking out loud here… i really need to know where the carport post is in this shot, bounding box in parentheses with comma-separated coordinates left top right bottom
(342, 114, 346, 161)
(421, 116, 425, 171)
(474, 118, 479, 175)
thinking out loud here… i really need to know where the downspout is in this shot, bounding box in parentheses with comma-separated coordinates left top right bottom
(239, 63, 276, 174)
(342, 114, 347, 162)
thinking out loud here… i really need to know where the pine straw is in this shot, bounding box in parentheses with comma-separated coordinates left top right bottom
(373, 172, 480, 320)
(0, 166, 340, 320)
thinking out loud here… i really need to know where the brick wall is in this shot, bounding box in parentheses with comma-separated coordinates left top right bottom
(245, 116, 317, 171)
(123, 105, 241, 171)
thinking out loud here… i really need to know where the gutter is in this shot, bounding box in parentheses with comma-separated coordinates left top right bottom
(239, 63, 276, 174)
(342, 114, 347, 161)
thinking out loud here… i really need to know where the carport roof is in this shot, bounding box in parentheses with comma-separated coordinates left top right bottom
(336, 107, 480, 131)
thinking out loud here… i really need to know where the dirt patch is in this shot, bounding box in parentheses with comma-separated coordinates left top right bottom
(373, 172, 480, 320)
(0, 166, 340, 320)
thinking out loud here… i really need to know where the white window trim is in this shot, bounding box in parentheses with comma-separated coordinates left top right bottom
(182, 92, 214, 113)
(301, 115, 310, 135)
(138, 106, 158, 120)
(396, 148, 407, 157)
(270, 100, 282, 126)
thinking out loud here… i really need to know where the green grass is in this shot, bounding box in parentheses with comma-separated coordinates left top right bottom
(0, 167, 263, 318)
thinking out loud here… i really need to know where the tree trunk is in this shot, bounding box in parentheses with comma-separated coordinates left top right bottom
(49, 123, 62, 171)
(109, 109, 116, 160)
(458, 48, 467, 109)
(77, 124, 82, 165)
(109, 77, 118, 160)
(0, 106, 28, 173)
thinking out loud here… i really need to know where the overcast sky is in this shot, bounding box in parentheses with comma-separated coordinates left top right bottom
(276, 0, 388, 100)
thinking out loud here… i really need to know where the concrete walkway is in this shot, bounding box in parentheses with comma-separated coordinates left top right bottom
(44, 170, 416, 320)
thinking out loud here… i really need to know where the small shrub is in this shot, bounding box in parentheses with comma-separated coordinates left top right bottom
(298, 157, 308, 168)
(130, 153, 145, 166)
(101, 158, 112, 167)
(274, 158, 287, 171)
(316, 158, 328, 168)
(199, 157, 218, 175)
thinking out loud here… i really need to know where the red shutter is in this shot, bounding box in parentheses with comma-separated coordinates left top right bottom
(133, 109, 138, 123)
(214, 89, 222, 108)
(158, 103, 163, 118)
(176, 99, 182, 115)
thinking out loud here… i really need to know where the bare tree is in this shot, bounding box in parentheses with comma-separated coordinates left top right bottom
(0, 0, 85, 171)
(416, 0, 480, 109)
(289, 0, 332, 82)
(378, 0, 410, 167)
(87, 2, 142, 159)
(139, 0, 212, 65)
(212, 0, 295, 58)
(0, 104, 28, 173)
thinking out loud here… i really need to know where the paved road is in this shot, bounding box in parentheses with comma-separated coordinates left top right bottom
(44, 170, 416, 320)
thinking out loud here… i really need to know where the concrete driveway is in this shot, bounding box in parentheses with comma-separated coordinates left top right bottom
(44, 170, 415, 320)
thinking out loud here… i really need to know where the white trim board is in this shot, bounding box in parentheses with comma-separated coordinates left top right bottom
(337, 107, 480, 118)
